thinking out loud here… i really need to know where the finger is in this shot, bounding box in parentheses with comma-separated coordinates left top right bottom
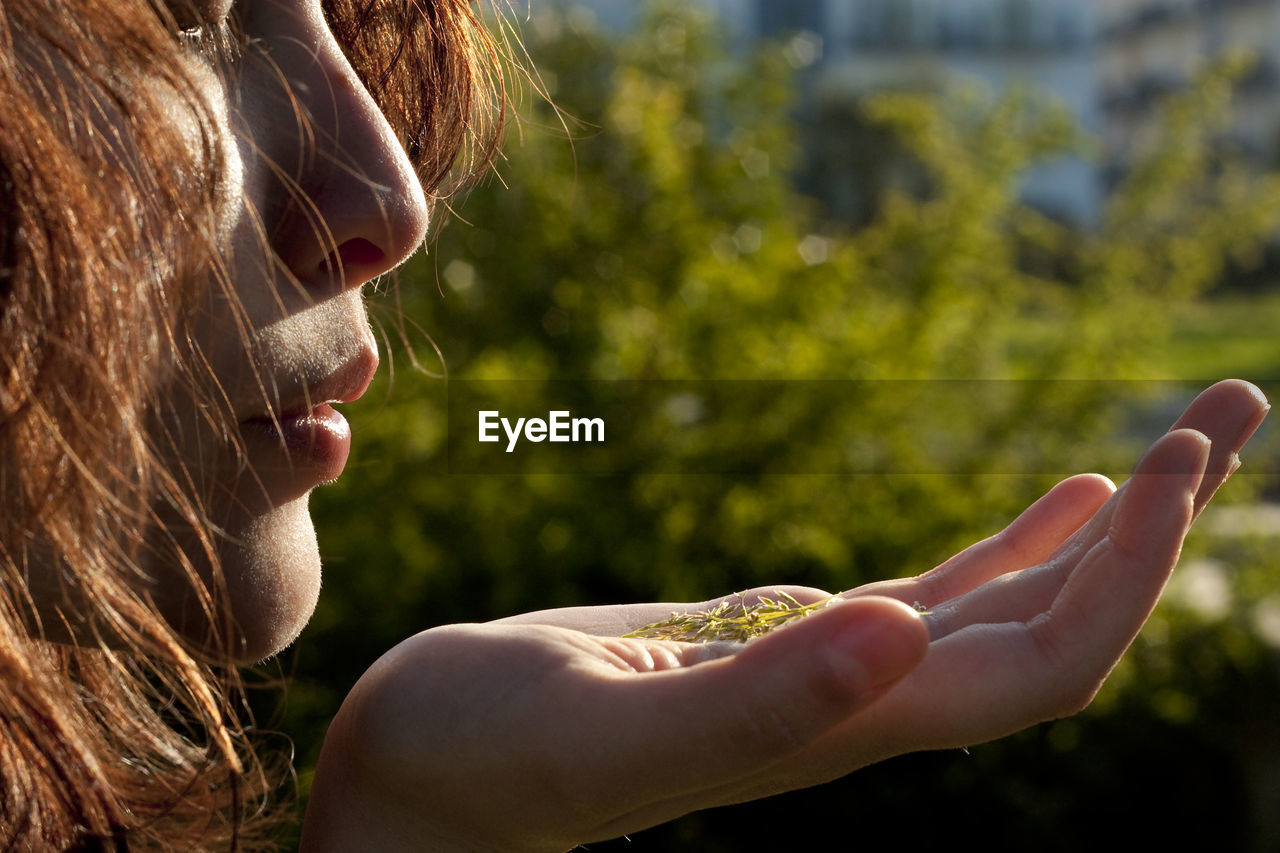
(917, 473, 1115, 604)
(831, 429, 1212, 766)
(914, 381, 1263, 608)
(846, 473, 1114, 609)
(1001, 379, 1264, 569)
(1041, 428, 1208, 655)
(1025, 380, 1265, 571)
(1166, 379, 1268, 514)
(925, 428, 1209, 639)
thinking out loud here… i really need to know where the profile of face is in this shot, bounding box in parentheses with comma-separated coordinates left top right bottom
(153, 0, 430, 660)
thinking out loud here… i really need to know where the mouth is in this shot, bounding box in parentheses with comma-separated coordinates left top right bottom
(242, 405, 353, 484)
(239, 346, 379, 486)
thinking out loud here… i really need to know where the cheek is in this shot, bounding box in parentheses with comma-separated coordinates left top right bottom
(163, 59, 246, 249)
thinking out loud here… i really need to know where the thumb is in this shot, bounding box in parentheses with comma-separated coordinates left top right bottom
(599, 597, 928, 800)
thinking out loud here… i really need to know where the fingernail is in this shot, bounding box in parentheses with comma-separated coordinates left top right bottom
(1245, 382, 1270, 409)
(1238, 401, 1270, 446)
(1188, 433, 1211, 494)
(1227, 455, 1242, 478)
(1133, 429, 1209, 476)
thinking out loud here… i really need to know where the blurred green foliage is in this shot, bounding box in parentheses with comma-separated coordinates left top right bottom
(1161, 288, 1280, 379)
(271, 1, 1280, 846)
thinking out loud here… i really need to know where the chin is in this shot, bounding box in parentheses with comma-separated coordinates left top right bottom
(217, 495, 323, 662)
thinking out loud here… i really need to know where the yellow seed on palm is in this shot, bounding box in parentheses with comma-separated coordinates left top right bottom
(623, 592, 833, 643)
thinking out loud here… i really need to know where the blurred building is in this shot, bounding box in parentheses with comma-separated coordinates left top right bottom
(1098, 0, 1280, 172)
(792, 0, 1103, 223)
(540, 0, 1280, 224)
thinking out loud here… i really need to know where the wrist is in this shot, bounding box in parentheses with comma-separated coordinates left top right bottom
(299, 658, 577, 853)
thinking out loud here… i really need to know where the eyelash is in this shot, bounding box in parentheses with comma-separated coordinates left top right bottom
(176, 14, 252, 63)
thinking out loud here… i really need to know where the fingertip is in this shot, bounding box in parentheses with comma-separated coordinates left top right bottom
(1241, 379, 1268, 409)
(1170, 426, 1212, 447)
(1135, 428, 1210, 479)
(1212, 378, 1268, 408)
(1053, 472, 1117, 504)
(1024, 473, 1114, 520)
(1172, 428, 1213, 478)
(1173, 380, 1270, 450)
(1237, 381, 1271, 441)
(824, 597, 929, 692)
(1112, 429, 1209, 550)
(1075, 472, 1117, 493)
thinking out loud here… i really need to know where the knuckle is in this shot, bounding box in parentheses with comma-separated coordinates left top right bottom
(1027, 619, 1105, 719)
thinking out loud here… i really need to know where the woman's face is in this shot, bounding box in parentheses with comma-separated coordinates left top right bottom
(160, 0, 429, 659)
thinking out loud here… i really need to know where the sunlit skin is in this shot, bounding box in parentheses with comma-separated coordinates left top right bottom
(150, 0, 427, 660)
(115, 1, 1272, 849)
(299, 390, 1265, 852)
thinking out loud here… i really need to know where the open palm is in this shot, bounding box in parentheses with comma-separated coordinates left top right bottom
(301, 380, 1268, 852)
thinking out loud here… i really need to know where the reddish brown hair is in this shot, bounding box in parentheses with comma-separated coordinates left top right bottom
(0, 0, 504, 847)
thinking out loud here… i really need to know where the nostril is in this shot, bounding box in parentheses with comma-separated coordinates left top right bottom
(341, 237, 387, 269)
(324, 238, 386, 279)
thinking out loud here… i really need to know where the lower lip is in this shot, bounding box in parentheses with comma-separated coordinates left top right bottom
(242, 404, 352, 484)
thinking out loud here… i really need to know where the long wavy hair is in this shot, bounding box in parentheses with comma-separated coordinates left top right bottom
(0, 0, 504, 847)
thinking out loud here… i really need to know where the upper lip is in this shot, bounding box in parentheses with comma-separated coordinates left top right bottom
(252, 344, 380, 422)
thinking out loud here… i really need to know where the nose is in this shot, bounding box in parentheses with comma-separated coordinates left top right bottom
(248, 12, 431, 296)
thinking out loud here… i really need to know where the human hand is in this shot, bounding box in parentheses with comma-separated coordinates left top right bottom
(299, 380, 1267, 852)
